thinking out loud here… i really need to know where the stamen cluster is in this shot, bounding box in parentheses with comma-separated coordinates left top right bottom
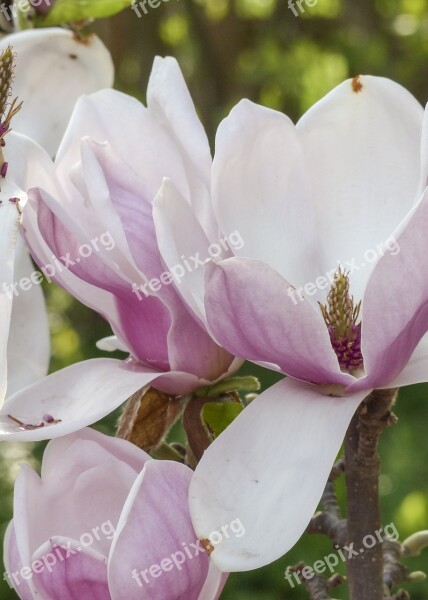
(320, 268, 363, 372)
(0, 45, 22, 145)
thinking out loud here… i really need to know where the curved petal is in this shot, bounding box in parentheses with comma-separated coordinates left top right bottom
(55, 89, 189, 203)
(197, 562, 228, 600)
(153, 178, 213, 324)
(212, 99, 319, 288)
(386, 333, 428, 388)
(204, 257, 351, 385)
(151, 356, 243, 396)
(11, 465, 44, 600)
(3, 522, 36, 600)
(147, 56, 215, 239)
(0, 195, 22, 404)
(354, 188, 428, 390)
(31, 539, 110, 600)
(30, 187, 171, 370)
(22, 189, 140, 357)
(1, 28, 114, 156)
(166, 293, 235, 382)
(189, 378, 367, 571)
(109, 461, 210, 600)
(96, 335, 129, 353)
(4, 131, 57, 193)
(297, 75, 423, 299)
(6, 239, 50, 396)
(41, 428, 149, 483)
(0, 358, 163, 441)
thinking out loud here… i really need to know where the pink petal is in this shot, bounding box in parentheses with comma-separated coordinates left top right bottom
(32, 539, 110, 600)
(109, 461, 210, 600)
(41, 428, 149, 481)
(3, 522, 35, 600)
(353, 189, 428, 390)
(56, 89, 189, 204)
(204, 258, 351, 385)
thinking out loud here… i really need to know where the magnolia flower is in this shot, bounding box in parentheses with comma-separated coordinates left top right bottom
(0, 27, 114, 155)
(154, 75, 428, 571)
(0, 31, 111, 435)
(4, 427, 227, 600)
(0, 56, 238, 442)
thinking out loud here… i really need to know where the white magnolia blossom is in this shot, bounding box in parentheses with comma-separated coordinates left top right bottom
(0, 27, 114, 409)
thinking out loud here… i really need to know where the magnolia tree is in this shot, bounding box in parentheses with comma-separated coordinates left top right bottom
(0, 2, 427, 600)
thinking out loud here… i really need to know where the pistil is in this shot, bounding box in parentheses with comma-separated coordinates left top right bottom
(320, 268, 363, 373)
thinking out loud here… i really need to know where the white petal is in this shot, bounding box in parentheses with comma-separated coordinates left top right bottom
(147, 56, 216, 239)
(1, 28, 114, 156)
(96, 335, 130, 353)
(6, 239, 50, 396)
(0, 193, 21, 404)
(153, 178, 213, 324)
(297, 75, 423, 299)
(189, 378, 367, 571)
(4, 131, 57, 193)
(212, 100, 319, 288)
(0, 358, 163, 441)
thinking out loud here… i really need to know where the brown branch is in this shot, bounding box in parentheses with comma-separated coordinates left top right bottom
(307, 460, 347, 547)
(288, 563, 345, 599)
(344, 388, 398, 600)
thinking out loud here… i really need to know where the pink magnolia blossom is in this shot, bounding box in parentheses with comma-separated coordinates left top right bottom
(4, 427, 226, 600)
(0, 56, 238, 442)
(154, 75, 428, 570)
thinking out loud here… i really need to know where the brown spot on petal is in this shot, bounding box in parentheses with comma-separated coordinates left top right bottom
(69, 54, 78, 60)
(200, 539, 214, 555)
(352, 75, 363, 93)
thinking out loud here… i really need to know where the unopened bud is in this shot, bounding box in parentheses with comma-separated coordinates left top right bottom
(407, 571, 427, 582)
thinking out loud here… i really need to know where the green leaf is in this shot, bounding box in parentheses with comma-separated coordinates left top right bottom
(202, 402, 244, 438)
(195, 375, 261, 398)
(37, 0, 133, 26)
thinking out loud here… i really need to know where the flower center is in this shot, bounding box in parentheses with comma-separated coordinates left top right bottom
(320, 268, 363, 373)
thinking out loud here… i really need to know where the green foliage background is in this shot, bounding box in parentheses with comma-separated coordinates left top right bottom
(1, 0, 428, 597)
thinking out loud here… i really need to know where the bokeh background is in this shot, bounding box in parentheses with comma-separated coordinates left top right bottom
(1, 0, 428, 597)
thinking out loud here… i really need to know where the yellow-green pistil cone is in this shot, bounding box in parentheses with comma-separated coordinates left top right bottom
(320, 268, 363, 373)
(0, 46, 22, 141)
(0, 45, 23, 175)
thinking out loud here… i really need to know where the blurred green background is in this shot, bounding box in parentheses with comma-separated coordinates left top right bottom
(2, 0, 428, 597)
